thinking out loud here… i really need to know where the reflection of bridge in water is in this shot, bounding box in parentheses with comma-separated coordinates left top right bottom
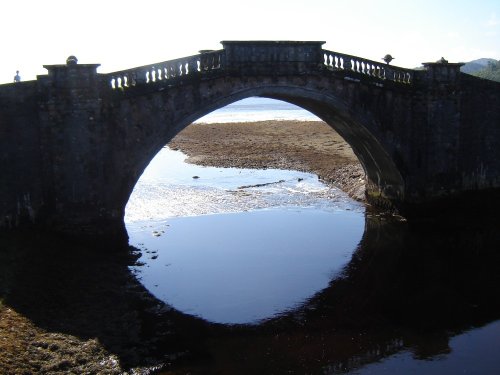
(1, 215, 499, 372)
(0, 41, 499, 240)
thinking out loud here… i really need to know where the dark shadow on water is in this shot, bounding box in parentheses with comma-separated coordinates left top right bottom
(1, 213, 500, 373)
(0, 232, 211, 372)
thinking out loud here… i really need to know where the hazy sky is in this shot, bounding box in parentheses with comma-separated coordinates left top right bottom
(1, 0, 499, 84)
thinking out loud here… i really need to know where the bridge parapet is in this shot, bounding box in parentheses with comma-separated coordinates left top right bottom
(105, 42, 415, 91)
(222, 40, 325, 75)
(107, 49, 224, 90)
(323, 50, 413, 84)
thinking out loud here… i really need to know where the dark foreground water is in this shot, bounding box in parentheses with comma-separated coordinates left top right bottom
(1, 212, 499, 373)
(122, 147, 500, 374)
(155, 215, 500, 375)
(1, 205, 499, 373)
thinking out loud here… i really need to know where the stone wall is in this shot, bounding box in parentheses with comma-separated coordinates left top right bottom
(458, 74, 500, 190)
(0, 81, 43, 228)
(222, 41, 325, 75)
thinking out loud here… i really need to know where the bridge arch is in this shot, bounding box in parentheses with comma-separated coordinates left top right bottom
(118, 81, 405, 216)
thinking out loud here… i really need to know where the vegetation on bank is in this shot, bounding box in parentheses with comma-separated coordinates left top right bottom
(461, 58, 500, 82)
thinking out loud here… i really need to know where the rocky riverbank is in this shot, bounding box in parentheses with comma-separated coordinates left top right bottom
(169, 120, 366, 201)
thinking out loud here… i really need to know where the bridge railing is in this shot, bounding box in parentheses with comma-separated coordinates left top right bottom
(106, 48, 413, 89)
(106, 50, 225, 90)
(322, 50, 413, 84)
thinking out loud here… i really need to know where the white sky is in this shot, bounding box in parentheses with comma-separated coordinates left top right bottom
(1, 0, 499, 84)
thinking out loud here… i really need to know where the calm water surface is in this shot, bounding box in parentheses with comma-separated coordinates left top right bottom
(126, 147, 364, 324)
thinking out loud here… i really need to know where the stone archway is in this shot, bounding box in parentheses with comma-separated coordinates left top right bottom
(114, 83, 405, 223)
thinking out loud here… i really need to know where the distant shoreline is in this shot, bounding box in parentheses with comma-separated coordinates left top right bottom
(169, 120, 366, 201)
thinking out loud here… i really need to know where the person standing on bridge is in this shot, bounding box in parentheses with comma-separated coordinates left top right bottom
(13, 70, 21, 83)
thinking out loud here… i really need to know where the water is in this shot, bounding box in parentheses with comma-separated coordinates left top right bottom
(125, 147, 359, 222)
(353, 320, 500, 374)
(123, 97, 500, 372)
(195, 96, 321, 123)
(126, 147, 364, 324)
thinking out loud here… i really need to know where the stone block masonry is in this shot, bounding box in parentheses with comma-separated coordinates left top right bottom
(0, 41, 499, 240)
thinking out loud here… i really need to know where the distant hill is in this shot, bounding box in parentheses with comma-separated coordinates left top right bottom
(463, 59, 500, 83)
(460, 58, 496, 74)
(414, 58, 500, 82)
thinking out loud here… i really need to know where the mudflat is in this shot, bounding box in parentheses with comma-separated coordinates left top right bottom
(169, 120, 366, 200)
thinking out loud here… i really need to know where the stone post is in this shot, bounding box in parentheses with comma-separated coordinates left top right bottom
(418, 58, 465, 198)
(422, 58, 464, 83)
(37, 57, 128, 245)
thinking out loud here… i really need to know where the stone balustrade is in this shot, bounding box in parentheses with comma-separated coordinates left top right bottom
(107, 47, 415, 90)
(108, 50, 225, 89)
(323, 50, 413, 84)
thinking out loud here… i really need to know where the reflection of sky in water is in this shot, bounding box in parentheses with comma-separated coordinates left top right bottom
(129, 209, 364, 324)
(126, 147, 364, 324)
(125, 147, 363, 222)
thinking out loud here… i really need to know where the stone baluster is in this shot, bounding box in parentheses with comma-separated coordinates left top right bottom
(218, 52, 224, 68)
(167, 64, 175, 78)
(129, 71, 137, 86)
(384, 66, 394, 81)
(344, 57, 352, 71)
(398, 71, 404, 83)
(200, 54, 207, 71)
(188, 58, 199, 74)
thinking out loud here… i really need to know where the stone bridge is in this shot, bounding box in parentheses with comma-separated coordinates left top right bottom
(1, 41, 499, 242)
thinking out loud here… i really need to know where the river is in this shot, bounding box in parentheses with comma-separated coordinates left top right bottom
(125, 147, 365, 324)
(122, 98, 500, 374)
